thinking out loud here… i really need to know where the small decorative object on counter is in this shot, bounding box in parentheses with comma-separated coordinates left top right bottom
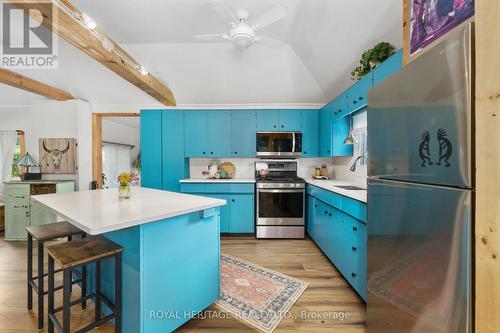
(219, 162, 236, 179)
(314, 168, 321, 177)
(208, 160, 219, 178)
(117, 172, 139, 199)
(320, 164, 328, 177)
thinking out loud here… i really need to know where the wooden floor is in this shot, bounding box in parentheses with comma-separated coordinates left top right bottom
(0, 234, 366, 332)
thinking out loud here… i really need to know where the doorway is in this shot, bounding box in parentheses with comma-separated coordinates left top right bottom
(92, 113, 140, 189)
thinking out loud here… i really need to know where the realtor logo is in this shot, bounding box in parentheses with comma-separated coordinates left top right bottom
(1, 1, 58, 69)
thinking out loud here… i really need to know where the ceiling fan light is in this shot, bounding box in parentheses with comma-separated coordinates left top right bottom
(232, 34, 253, 49)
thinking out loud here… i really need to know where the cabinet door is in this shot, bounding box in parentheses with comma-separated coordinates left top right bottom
(319, 110, 332, 157)
(256, 110, 279, 131)
(355, 72, 372, 110)
(232, 111, 256, 157)
(279, 110, 302, 131)
(184, 111, 208, 157)
(4, 185, 30, 240)
(372, 50, 403, 86)
(162, 111, 188, 192)
(306, 195, 316, 236)
(331, 116, 353, 157)
(56, 181, 75, 193)
(209, 194, 230, 233)
(301, 110, 319, 157)
(332, 92, 348, 120)
(229, 194, 254, 233)
(207, 111, 232, 157)
(141, 110, 163, 189)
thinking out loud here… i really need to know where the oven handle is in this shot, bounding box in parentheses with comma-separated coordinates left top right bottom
(258, 189, 304, 193)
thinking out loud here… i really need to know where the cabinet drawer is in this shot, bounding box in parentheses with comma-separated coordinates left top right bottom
(180, 183, 206, 193)
(307, 185, 342, 210)
(205, 183, 254, 194)
(342, 197, 367, 223)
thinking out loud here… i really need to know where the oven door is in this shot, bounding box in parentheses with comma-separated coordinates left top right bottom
(256, 132, 302, 157)
(257, 188, 305, 225)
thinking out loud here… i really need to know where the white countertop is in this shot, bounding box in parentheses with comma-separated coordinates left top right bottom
(305, 179, 367, 203)
(31, 187, 226, 235)
(180, 178, 256, 183)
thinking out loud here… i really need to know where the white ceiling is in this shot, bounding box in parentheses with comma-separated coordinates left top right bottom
(0, 0, 402, 107)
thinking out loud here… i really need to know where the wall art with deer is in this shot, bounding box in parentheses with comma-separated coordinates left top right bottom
(39, 138, 77, 174)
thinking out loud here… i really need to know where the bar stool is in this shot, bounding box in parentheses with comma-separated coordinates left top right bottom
(46, 236, 123, 333)
(26, 221, 86, 329)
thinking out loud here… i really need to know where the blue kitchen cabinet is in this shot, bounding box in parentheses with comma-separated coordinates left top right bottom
(141, 110, 163, 190)
(207, 111, 232, 157)
(279, 110, 302, 131)
(372, 49, 403, 86)
(162, 111, 188, 192)
(232, 111, 256, 157)
(184, 111, 208, 157)
(301, 110, 319, 157)
(319, 108, 333, 157)
(228, 194, 254, 233)
(331, 116, 353, 157)
(180, 183, 254, 234)
(256, 110, 279, 131)
(345, 72, 372, 115)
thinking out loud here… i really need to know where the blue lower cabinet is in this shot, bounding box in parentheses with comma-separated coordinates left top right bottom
(306, 185, 367, 301)
(229, 194, 254, 233)
(180, 183, 255, 234)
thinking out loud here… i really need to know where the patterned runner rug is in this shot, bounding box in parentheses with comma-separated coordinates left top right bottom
(216, 254, 308, 333)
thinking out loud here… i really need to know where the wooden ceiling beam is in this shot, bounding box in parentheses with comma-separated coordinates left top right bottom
(0, 68, 74, 100)
(10, 0, 176, 106)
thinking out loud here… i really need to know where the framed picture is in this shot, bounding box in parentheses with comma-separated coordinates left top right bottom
(403, 0, 474, 62)
(39, 138, 77, 174)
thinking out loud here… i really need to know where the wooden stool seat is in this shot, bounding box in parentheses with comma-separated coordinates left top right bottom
(26, 221, 83, 242)
(47, 236, 123, 333)
(47, 236, 123, 269)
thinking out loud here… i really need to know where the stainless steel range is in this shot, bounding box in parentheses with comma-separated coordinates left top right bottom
(255, 160, 305, 239)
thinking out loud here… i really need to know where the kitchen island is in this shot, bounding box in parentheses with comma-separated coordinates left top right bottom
(32, 187, 226, 333)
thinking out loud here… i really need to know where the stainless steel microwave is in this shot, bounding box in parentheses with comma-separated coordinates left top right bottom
(256, 132, 302, 158)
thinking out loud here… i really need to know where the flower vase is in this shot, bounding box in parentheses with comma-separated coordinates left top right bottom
(119, 183, 131, 199)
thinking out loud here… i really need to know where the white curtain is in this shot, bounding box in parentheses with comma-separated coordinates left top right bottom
(0, 132, 18, 200)
(102, 143, 132, 188)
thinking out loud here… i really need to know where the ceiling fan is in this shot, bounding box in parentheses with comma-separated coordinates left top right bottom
(194, 0, 287, 50)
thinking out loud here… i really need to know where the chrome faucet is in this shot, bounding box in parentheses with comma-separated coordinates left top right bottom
(349, 156, 364, 172)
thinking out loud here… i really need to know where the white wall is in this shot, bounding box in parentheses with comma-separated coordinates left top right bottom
(102, 118, 140, 161)
(27, 100, 92, 191)
(0, 106, 31, 131)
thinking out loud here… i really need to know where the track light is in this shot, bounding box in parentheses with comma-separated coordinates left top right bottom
(139, 66, 148, 76)
(82, 13, 96, 30)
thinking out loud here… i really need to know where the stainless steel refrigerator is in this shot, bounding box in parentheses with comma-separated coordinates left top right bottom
(367, 23, 473, 333)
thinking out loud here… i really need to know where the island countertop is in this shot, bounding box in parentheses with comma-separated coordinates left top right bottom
(31, 187, 226, 235)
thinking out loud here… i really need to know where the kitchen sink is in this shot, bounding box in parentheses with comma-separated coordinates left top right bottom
(335, 185, 366, 191)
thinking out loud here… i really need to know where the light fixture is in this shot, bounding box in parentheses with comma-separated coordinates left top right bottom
(344, 115, 355, 144)
(139, 66, 148, 76)
(15, 152, 41, 180)
(102, 38, 114, 52)
(82, 13, 97, 30)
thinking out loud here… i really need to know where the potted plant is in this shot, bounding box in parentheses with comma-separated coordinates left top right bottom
(351, 42, 395, 80)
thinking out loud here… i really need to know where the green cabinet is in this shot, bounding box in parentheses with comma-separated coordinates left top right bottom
(180, 183, 254, 234)
(4, 181, 75, 241)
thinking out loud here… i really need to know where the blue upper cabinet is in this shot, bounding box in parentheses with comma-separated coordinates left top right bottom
(141, 110, 163, 190)
(256, 110, 302, 132)
(232, 111, 256, 157)
(331, 116, 353, 157)
(319, 108, 333, 157)
(344, 72, 373, 115)
(256, 110, 279, 131)
(185, 111, 208, 157)
(279, 110, 302, 131)
(301, 110, 319, 157)
(372, 49, 403, 86)
(162, 111, 188, 192)
(207, 111, 232, 157)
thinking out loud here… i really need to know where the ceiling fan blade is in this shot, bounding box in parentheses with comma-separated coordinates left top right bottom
(209, 0, 237, 23)
(251, 5, 286, 31)
(256, 35, 285, 49)
(194, 33, 229, 42)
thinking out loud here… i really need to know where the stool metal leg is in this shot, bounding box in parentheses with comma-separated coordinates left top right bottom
(63, 268, 71, 333)
(27, 234, 33, 310)
(68, 235, 73, 294)
(95, 261, 101, 322)
(37, 240, 44, 329)
(82, 264, 87, 310)
(115, 253, 122, 333)
(48, 256, 55, 333)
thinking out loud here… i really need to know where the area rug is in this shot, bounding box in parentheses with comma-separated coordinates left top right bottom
(216, 254, 308, 333)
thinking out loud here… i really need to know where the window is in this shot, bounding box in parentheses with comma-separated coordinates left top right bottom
(352, 111, 367, 166)
(11, 131, 25, 177)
